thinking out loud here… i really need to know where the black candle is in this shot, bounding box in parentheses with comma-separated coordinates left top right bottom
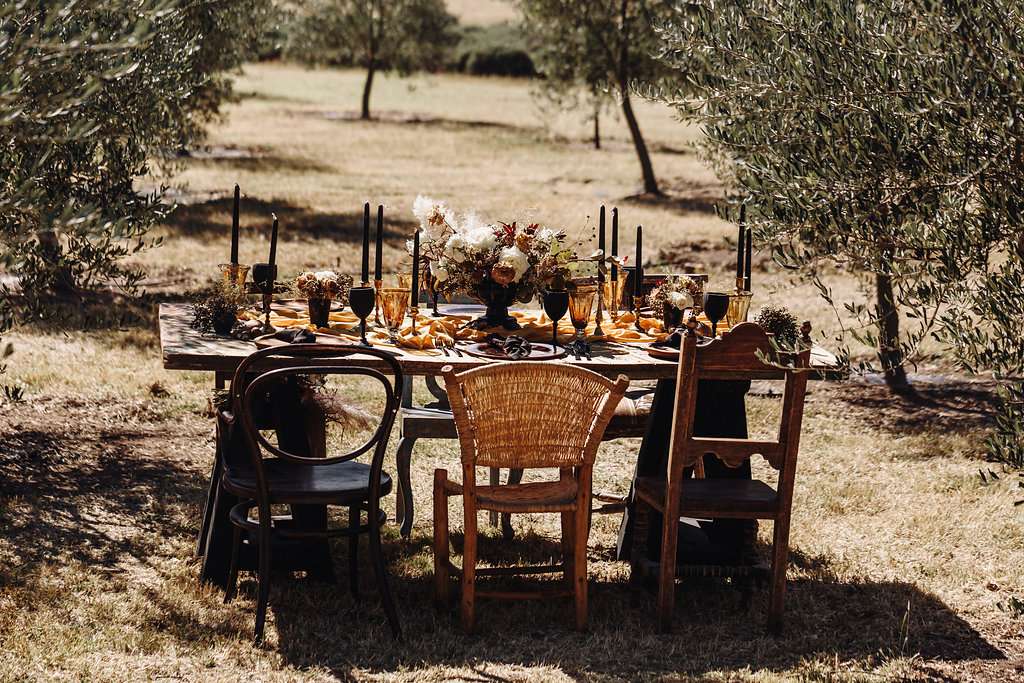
(634, 224, 643, 300)
(598, 205, 606, 284)
(611, 207, 618, 281)
(412, 229, 420, 304)
(374, 204, 384, 281)
(268, 213, 278, 272)
(361, 202, 370, 284)
(737, 205, 745, 280)
(744, 217, 752, 292)
(230, 184, 240, 264)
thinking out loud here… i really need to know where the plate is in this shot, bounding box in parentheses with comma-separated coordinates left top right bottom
(461, 341, 565, 361)
(270, 299, 345, 313)
(253, 333, 352, 349)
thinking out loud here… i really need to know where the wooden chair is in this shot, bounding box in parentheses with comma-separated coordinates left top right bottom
(219, 344, 403, 642)
(434, 362, 629, 633)
(630, 320, 811, 634)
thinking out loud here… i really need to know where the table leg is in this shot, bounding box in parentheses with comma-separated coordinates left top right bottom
(396, 435, 415, 537)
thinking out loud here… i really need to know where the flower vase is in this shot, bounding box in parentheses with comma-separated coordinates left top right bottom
(308, 298, 331, 329)
(468, 280, 521, 330)
(663, 305, 684, 333)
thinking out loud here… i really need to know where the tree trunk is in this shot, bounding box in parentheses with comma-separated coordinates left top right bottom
(361, 63, 375, 120)
(619, 91, 660, 195)
(593, 108, 600, 149)
(875, 272, 914, 396)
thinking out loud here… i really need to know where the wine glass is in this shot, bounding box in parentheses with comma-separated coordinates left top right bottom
(542, 288, 569, 346)
(380, 287, 410, 346)
(702, 291, 730, 339)
(568, 285, 597, 357)
(349, 286, 375, 347)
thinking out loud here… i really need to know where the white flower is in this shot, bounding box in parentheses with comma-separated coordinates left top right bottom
(431, 260, 449, 281)
(464, 225, 499, 252)
(444, 232, 469, 263)
(535, 227, 557, 246)
(667, 290, 693, 310)
(314, 270, 338, 282)
(498, 246, 530, 282)
(413, 194, 452, 240)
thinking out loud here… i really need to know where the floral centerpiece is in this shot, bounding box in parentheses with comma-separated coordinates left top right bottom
(295, 270, 352, 328)
(647, 275, 696, 331)
(412, 195, 578, 329)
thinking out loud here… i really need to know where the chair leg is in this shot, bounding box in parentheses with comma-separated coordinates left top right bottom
(395, 436, 415, 538)
(368, 502, 402, 638)
(500, 468, 524, 540)
(767, 515, 792, 635)
(433, 469, 452, 607)
(461, 507, 478, 634)
(572, 505, 589, 631)
(348, 505, 360, 598)
(657, 505, 681, 634)
(254, 517, 272, 644)
(224, 524, 242, 603)
(560, 511, 575, 592)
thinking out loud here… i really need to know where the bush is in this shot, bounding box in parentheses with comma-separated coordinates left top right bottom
(452, 23, 536, 77)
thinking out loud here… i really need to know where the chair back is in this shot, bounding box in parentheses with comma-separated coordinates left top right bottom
(224, 344, 403, 502)
(667, 322, 810, 490)
(442, 362, 629, 471)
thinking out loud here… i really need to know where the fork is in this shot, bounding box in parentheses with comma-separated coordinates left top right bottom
(448, 339, 463, 357)
(438, 338, 450, 357)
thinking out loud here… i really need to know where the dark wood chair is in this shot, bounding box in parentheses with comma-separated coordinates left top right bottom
(219, 344, 403, 642)
(630, 320, 811, 634)
(434, 361, 629, 633)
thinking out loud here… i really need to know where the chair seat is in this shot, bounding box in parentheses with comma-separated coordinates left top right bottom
(442, 477, 578, 513)
(634, 476, 779, 518)
(224, 459, 393, 505)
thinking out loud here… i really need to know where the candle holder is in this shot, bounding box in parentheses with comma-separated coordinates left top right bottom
(252, 263, 277, 333)
(218, 263, 250, 288)
(593, 286, 606, 337)
(633, 296, 645, 333)
(735, 276, 748, 293)
(373, 278, 383, 326)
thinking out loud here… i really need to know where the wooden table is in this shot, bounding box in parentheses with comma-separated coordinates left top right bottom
(160, 302, 841, 583)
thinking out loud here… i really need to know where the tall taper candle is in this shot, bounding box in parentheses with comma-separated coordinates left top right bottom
(374, 204, 383, 281)
(598, 205, 606, 284)
(611, 207, 618, 281)
(736, 204, 745, 279)
(361, 202, 370, 284)
(744, 216, 752, 292)
(634, 225, 643, 299)
(412, 229, 420, 303)
(230, 184, 240, 264)
(268, 213, 278, 271)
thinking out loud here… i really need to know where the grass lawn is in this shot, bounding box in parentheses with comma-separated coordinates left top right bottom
(1, 62, 1021, 681)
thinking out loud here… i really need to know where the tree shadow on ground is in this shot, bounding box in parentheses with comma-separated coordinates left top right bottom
(161, 196, 419, 244)
(255, 528, 1005, 681)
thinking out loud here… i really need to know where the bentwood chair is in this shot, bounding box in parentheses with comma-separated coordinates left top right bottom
(219, 344, 403, 642)
(630, 320, 811, 634)
(433, 362, 629, 633)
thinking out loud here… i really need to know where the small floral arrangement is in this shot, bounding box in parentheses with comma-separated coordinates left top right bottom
(755, 303, 798, 345)
(647, 275, 696, 318)
(295, 270, 346, 301)
(412, 195, 581, 300)
(190, 277, 245, 335)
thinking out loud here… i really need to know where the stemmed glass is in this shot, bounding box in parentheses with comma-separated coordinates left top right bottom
(568, 285, 597, 358)
(702, 292, 730, 339)
(349, 286, 375, 347)
(251, 262, 276, 332)
(425, 269, 441, 317)
(542, 288, 569, 346)
(380, 287, 410, 346)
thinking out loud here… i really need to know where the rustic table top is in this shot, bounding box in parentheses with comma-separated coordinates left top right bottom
(160, 302, 844, 380)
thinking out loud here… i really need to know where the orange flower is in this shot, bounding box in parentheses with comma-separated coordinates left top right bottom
(490, 263, 516, 286)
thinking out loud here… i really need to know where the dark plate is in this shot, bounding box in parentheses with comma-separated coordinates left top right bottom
(253, 333, 351, 349)
(461, 341, 565, 360)
(271, 299, 346, 313)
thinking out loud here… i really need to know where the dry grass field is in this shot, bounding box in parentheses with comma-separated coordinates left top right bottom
(1, 61, 1022, 682)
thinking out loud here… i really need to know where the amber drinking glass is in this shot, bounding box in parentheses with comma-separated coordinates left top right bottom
(380, 287, 410, 345)
(568, 286, 597, 351)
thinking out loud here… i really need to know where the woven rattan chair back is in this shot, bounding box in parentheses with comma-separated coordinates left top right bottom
(443, 361, 624, 471)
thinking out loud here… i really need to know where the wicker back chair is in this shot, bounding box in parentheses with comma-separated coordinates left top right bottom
(630, 321, 811, 634)
(434, 362, 629, 633)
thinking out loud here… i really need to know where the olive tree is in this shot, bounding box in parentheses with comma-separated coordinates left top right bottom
(517, 0, 671, 195)
(284, 0, 456, 120)
(654, 0, 1023, 396)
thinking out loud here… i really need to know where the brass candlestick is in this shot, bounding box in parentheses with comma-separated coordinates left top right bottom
(593, 286, 606, 337)
(409, 306, 419, 336)
(372, 278, 382, 326)
(633, 296, 645, 333)
(262, 292, 275, 333)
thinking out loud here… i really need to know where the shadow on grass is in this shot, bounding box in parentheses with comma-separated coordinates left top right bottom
(161, 196, 419, 245)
